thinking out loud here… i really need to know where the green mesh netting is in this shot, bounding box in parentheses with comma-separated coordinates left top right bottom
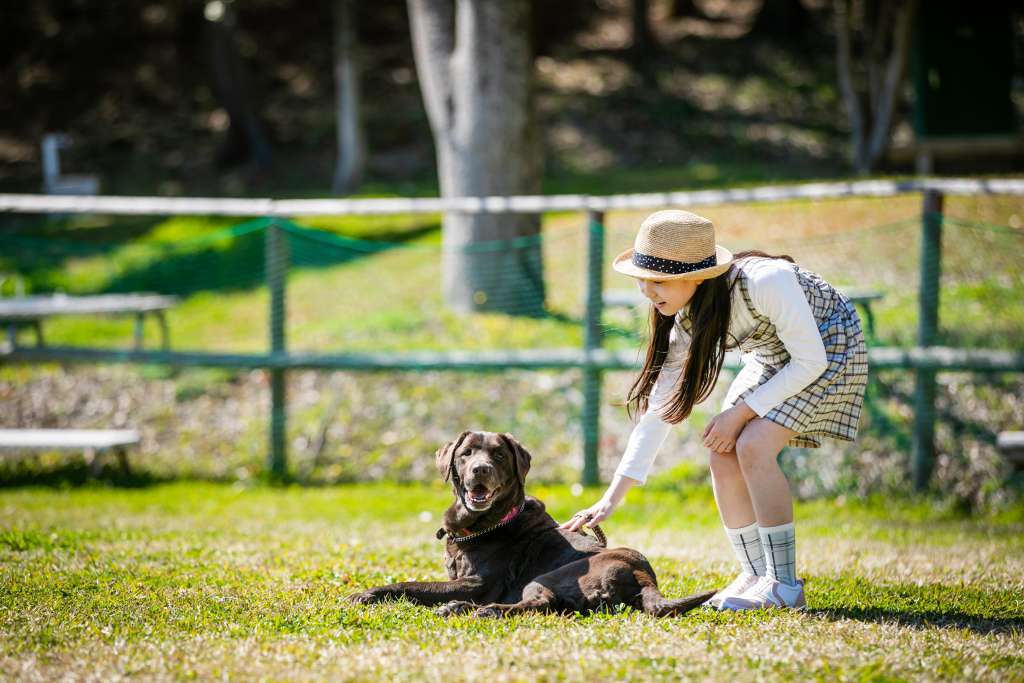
(1, 211, 1022, 354)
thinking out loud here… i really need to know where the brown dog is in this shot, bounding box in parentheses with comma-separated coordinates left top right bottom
(346, 430, 716, 617)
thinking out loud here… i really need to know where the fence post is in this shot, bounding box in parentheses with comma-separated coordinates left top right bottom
(912, 190, 943, 491)
(582, 210, 605, 487)
(266, 221, 289, 481)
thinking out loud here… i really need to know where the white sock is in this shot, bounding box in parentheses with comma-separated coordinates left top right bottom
(725, 522, 766, 577)
(760, 522, 798, 586)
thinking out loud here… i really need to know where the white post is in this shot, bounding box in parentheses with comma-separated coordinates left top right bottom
(40, 133, 66, 192)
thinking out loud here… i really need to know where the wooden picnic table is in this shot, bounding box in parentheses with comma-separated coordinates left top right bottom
(0, 293, 178, 350)
(602, 288, 885, 340)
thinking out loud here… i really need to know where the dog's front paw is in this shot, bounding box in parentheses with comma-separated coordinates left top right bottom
(344, 588, 384, 605)
(435, 600, 476, 617)
(472, 604, 505, 619)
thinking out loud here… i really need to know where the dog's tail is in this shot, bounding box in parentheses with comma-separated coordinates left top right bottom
(639, 584, 718, 617)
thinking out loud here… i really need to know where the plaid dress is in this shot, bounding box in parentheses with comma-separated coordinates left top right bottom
(683, 256, 869, 448)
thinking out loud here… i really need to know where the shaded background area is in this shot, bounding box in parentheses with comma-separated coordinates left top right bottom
(10, 0, 1020, 196)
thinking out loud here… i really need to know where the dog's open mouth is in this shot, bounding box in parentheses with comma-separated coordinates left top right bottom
(464, 484, 499, 510)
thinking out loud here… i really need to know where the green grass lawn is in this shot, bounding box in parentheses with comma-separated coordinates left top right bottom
(2, 480, 1022, 681)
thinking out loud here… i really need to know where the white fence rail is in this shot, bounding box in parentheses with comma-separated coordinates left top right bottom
(3, 178, 1024, 217)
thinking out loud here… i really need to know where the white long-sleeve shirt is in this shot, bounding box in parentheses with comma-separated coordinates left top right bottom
(613, 258, 829, 484)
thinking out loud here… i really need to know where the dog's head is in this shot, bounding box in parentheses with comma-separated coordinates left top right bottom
(435, 430, 532, 512)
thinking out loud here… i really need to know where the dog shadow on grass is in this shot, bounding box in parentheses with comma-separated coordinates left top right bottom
(807, 606, 1024, 636)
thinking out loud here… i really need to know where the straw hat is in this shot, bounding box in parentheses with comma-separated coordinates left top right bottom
(612, 209, 733, 281)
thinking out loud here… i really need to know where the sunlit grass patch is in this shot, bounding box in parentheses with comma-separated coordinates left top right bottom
(1, 482, 1021, 680)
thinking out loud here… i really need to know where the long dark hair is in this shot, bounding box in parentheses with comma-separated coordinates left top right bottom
(625, 250, 796, 423)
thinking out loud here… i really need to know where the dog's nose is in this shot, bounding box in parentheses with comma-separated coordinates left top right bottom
(472, 463, 494, 476)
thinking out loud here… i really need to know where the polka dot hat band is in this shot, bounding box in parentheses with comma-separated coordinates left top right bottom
(612, 209, 734, 281)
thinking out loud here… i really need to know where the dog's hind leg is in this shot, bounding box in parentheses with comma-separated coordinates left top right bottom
(472, 584, 560, 618)
(472, 598, 558, 619)
(435, 600, 479, 617)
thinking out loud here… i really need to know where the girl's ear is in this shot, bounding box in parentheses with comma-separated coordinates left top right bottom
(436, 430, 473, 483)
(499, 433, 532, 486)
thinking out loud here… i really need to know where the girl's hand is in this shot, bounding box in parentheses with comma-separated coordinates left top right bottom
(702, 403, 755, 453)
(559, 497, 617, 533)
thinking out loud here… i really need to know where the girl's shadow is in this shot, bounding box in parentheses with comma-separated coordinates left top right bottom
(808, 606, 1022, 636)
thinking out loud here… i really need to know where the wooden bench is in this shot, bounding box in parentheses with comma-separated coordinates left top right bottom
(0, 429, 140, 475)
(887, 134, 1024, 174)
(997, 431, 1024, 471)
(0, 293, 178, 351)
(603, 288, 884, 340)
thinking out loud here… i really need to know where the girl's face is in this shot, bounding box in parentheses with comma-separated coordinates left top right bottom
(636, 276, 704, 316)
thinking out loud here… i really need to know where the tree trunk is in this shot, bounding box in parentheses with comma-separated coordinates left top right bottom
(834, 0, 865, 169)
(408, 0, 545, 316)
(631, 0, 655, 54)
(834, 0, 918, 174)
(332, 0, 366, 194)
(203, 0, 272, 169)
(861, 0, 917, 172)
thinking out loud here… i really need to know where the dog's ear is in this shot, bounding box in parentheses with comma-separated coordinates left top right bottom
(436, 430, 473, 483)
(499, 432, 532, 487)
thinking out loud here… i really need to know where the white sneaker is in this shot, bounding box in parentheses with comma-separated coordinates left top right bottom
(719, 575, 806, 611)
(703, 572, 760, 609)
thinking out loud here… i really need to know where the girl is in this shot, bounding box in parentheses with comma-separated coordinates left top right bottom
(560, 209, 868, 610)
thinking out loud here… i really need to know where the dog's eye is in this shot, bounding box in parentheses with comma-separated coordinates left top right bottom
(459, 450, 471, 458)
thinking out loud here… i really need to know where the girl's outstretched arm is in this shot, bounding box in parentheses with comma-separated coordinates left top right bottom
(561, 343, 683, 532)
(562, 313, 689, 532)
(559, 473, 639, 532)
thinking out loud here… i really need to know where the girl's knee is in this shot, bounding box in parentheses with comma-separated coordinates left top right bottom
(734, 430, 765, 468)
(708, 447, 740, 479)
(735, 418, 793, 469)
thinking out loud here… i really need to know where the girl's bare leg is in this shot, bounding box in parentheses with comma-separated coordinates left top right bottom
(733, 418, 800, 527)
(708, 447, 756, 528)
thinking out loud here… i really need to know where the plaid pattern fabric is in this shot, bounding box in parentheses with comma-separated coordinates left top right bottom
(759, 523, 797, 586)
(726, 523, 766, 577)
(703, 256, 869, 448)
